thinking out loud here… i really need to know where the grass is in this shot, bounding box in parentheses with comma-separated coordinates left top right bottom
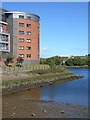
(26, 68, 68, 75)
(2, 72, 73, 87)
(64, 65, 88, 68)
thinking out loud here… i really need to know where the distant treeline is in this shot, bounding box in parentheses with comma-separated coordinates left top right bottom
(40, 55, 90, 66)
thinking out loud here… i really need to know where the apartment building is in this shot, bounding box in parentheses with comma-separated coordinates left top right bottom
(0, 8, 40, 64)
(0, 8, 10, 64)
(0, 21, 10, 53)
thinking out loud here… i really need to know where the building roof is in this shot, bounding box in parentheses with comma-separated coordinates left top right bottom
(0, 8, 9, 12)
(4, 11, 40, 19)
(0, 21, 7, 25)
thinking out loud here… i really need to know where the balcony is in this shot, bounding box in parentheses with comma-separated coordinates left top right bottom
(0, 35, 8, 43)
(0, 29, 8, 34)
(0, 43, 9, 52)
(0, 38, 8, 42)
(0, 47, 8, 50)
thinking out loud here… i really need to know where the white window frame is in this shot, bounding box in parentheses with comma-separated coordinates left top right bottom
(27, 31, 31, 35)
(19, 46, 24, 50)
(27, 39, 31, 43)
(19, 38, 24, 42)
(19, 54, 24, 58)
(27, 54, 31, 58)
(27, 46, 31, 50)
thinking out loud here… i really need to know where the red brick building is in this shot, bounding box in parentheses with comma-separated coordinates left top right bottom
(0, 8, 40, 65)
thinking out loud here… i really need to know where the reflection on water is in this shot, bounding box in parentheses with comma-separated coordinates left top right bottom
(40, 68, 88, 106)
(3, 88, 41, 103)
(3, 68, 88, 106)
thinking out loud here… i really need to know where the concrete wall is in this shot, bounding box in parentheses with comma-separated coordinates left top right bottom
(13, 18, 17, 58)
(6, 14, 13, 56)
(23, 60, 40, 64)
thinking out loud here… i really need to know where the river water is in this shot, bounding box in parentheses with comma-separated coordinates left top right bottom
(40, 68, 88, 106)
(3, 68, 88, 107)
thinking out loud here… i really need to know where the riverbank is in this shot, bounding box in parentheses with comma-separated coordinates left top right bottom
(65, 65, 88, 68)
(2, 68, 83, 95)
(2, 68, 88, 118)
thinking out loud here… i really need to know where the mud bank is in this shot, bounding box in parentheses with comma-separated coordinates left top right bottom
(2, 72, 83, 95)
(2, 92, 88, 118)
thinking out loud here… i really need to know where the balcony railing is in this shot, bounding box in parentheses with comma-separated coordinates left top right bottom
(0, 47, 8, 50)
(0, 29, 9, 34)
(0, 39, 8, 42)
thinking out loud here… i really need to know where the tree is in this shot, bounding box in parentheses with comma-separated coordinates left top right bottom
(88, 55, 90, 66)
(40, 58, 44, 64)
(6, 55, 14, 66)
(17, 57, 24, 67)
(46, 58, 55, 67)
(54, 57, 63, 65)
(73, 57, 81, 66)
(65, 58, 73, 66)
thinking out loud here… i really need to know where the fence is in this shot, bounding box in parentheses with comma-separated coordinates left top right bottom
(2, 65, 50, 74)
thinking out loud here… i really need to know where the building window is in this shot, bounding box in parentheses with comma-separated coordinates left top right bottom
(27, 16, 31, 20)
(38, 27, 39, 32)
(19, 46, 24, 50)
(27, 24, 31, 28)
(27, 47, 31, 50)
(19, 38, 24, 42)
(19, 15, 24, 19)
(19, 31, 24, 34)
(27, 39, 31, 43)
(27, 54, 31, 58)
(0, 26, 3, 32)
(27, 31, 31, 35)
(38, 34, 39, 52)
(19, 54, 24, 58)
(19, 23, 24, 27)
(38, 55, 39, 59)
(0, 35, 7, 41)
(0, 43, 7, 50)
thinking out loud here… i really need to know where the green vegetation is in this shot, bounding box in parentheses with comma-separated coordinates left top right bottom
(65, 56, 88, 66)
(27, 68, 68, 75)
(40, 55, 89, 67)
(40, 56, 63, 67)
(5, 55, 14, 66)
(2, 72, 73, 87)
(17, 57, 24, 66)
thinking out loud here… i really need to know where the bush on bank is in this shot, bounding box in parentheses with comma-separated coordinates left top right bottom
(27, 68, 68, 75)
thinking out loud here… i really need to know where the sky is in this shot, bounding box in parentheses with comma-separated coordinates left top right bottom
(1, 2, 88, 58)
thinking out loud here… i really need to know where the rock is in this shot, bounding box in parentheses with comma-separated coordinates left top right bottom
(13, 107, 16, 110)
(31, 113, 35, 116)
(28, 88, 30, 90)
(61, 111, 64, 113)
(11, 112, 15, 117)
(49, 82, 52, 85)
(11, 114, 14, 117)
(43, 110, 47, 113)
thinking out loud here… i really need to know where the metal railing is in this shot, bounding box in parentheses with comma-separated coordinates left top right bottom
(2, 65, 50, 74)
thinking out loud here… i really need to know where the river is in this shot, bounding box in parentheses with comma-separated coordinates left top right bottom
(2, 68, 88, 118)
(39, 68, 88, 106)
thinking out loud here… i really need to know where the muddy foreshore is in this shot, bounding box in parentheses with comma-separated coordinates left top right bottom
(2, 72, 83, 95)
(2, 72, 88, 118)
